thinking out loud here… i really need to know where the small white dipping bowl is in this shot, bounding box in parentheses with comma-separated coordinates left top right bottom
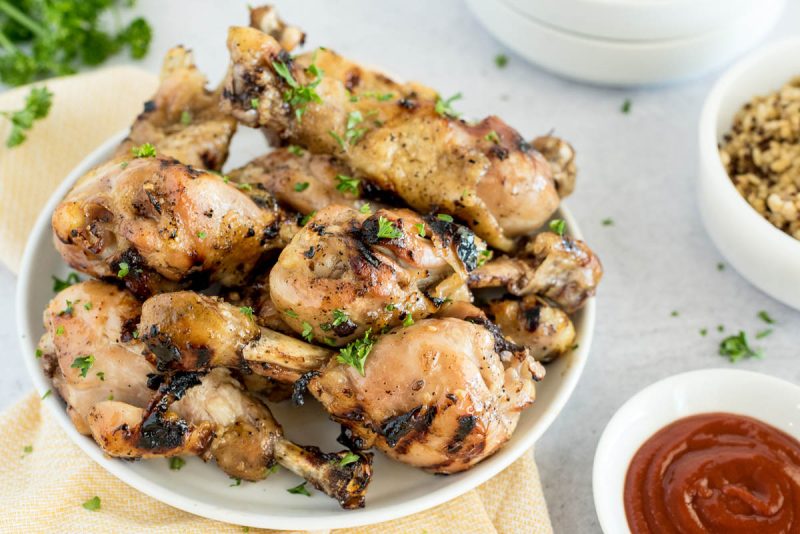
(698, 38, 800, 311)
(593, 369, 800, 534)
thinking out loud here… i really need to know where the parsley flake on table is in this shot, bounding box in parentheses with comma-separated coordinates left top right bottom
(81, 496, 101, 512)
(755, 329, 773, 339)
(494, 54, 508, 68)
(376, 216, 402, 239)
(757, 310, 775, 324)
(131, 142, 156, 158)
(717, 262, 725, 271)
(335, 174, 360, 195)
(621, 99, 632, 114)
(41, 389, 51, 400)
(229, 477, 242, 487)
(549, 219, 566, 236)
(52, 272, 79, 292)
(287, 481, 311, 496)
(602, 218, 614, 226)
(169, 457, 186, 470)
(337, 329, 375, 376)
(435, 92, 462, 118)
(70, 355, 94, 378)
(1, 86, 52, 147)
(338, 452, 360, 466)
(719, 331, 763, 363)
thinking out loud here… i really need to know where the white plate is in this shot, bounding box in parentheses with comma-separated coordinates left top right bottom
(698, 38, 800, 311)
(466, 0, 784, 87)
(16, 129, 596, 530)
(593, 369, 800, 534)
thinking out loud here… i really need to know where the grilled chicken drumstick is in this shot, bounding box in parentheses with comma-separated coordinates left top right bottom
(52, 156, 284, 299)
(221, 25, 560, 251)
(38, 281, 372, 509)
(469, 231, 603, 313)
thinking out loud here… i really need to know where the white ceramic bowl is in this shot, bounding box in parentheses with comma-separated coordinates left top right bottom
(698, 38, 800, 311)
(466, 0, 784, 86)
(505, 0, 756, 42)
(16, 130, 596, 530)
(593, 369, 800, 534)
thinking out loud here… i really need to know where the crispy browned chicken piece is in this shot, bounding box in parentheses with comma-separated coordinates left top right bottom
(484, 296, 576, 362)
(308, 316, 545, 473)
(52, 156, 282, 298)
(221, 26, 559, 251)
(115, 47, 237, 171)
(139, 291, 332, 383)
(38, 282, 371, 508)
(469, 231, 603, 313)
(532, 135, 577, 198)
(88, 368, 372, 509)
(269, 205, 481, 346)
(249, 5, 306, 52)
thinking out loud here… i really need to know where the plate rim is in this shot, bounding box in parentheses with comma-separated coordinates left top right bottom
(16, 130, 596, 530)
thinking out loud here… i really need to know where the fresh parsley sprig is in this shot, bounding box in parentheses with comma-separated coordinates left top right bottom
(271, 50, 323, 121)
(1, 85, 52, 147)
(337, 329, 375, 375)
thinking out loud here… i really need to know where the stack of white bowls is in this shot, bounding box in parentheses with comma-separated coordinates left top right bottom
(466, 0, 786, 86)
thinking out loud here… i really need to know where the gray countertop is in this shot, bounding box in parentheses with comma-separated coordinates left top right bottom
(2, 1, 799, 531)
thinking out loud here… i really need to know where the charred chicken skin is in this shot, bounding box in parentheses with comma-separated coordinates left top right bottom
(115, 46, 237, 171)
(269, 205, 480, 346)
(221, 25, 560, 251)
(52, 156, 282, 299)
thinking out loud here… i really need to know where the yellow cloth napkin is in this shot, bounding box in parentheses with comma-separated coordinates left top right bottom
(0, 69, 554, 534)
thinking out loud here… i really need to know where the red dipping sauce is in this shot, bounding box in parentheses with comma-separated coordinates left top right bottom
(624, 413, 800, 534)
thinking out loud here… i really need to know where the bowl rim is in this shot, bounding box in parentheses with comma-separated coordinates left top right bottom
(698, 36, 800, 253)
(16, 130, 597, 530)
(592, 368, 800, 534)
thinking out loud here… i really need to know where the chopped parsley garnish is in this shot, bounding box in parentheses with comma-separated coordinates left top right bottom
(52, 272, 80, 292)
(120, 161, 129, 169)
(549, 219, 566, 236)
(169, 457, 186, 470)
(70, 355, 94, 378)
(621, 99, 632, 114)
(477, 249, 493, 267)
(670, 310, 679, 317)
(131, 142, 156, 158)
(330, 111, 367, 149)
(237, 183, 252, 192)
(60, 299, 74, 316)
(436, 213, 454, 223)
(385, 304, 395, 312)
(495, 54, 508, 68)
(301, 321, 314, 342)
(197, 231, 207, 240)
(250, 98, 259, 110)
(84, 301, 92, 311)
(329, 130, 346, 149)
(300, 210, 316, 226)
(338, 452, 360, 466)
(756, 329, 773, 339)
(700, 328, 708, 337)
(717, 262, 725, 271)
(268, 464, 280, 475)
(376, 216, 402, 239)
(757, 310, 775, 324)
(287, 144, 304, 156)
(55, 325, 64, 336)
(239, 306, 254, 319)
(331, 309, 349, 327)
(96, 371, 104, 381)
(414, 223, 426, 238)
(435, 92, 462, 118)
(132, 330, 139, 339)
(352, 91, 394, 102)
(335, 174, 359, 195)
(359, 203, 372, 215)
(180, 110, 192, 125)
(337, 329, 375, 375)
(403, 313, 414, 327)
(271, 52, 323, 121)
(717, 325, 725, 332)
(2, 86, 53, 148)
(602, 218, 614, 226)
(35, 348, 42, 358)
(41, 389, 51, 400)
(284, 309, 299, 319)
(484, 130, 500, 143)
(22, 445, 32, 455)
(294, 181, 310, 192)
(82, 496, 101, 511)
(287, 481, 311, 496)
(117, 262, 130, 278)
(719, 331, 763, 363)
(229, 477, 242, 487)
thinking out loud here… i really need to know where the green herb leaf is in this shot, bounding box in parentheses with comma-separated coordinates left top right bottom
(2, 86, 53, 147)
(477, 249, 493, 267)
(284, 309, 299, 319)
(436, 213, 454, 222)
(332, 309, 349, 327)
(96, 371, 104, 381)
(180, 110, 192, 125)
(757, 310, 775, 324)
(230, 477, 242, 487)
(300, 210, 316, 226)
(131, 143, 156, 158)
(237, 182, 252, 192)
(755, 329, 773, 339)
(719, 331, 763, 363)
(495, 54, 508, 68)
(35, 348, 42, 358)
(359, 203, 372, 215)
(403, 313, 414, 327)
(414, 223, 426, 238)
(52, 272, 80, 292)
(22, 445, 32, 455)
(549, 219, 566, 236)
(55, 326, 64, 336)
(70, 355, 94, 378)
(700, 328, 708, 337)
(197, 231, 207, 240)
(376, 216, 403, 239)
(338, 452, 360, 466)
(602, 218, 614, 226)
(239, 306, 254, 319)
(271, 54, 323, 122)
(117, 262, 130, 278)
(84, 301, 92, 310)
(621, 99, 632, 114)
(250, 98, 259, 109)
(287, 144, 304, 156)
(301, 321, 314, 342)
(41, 389, 51, 400)
(287, 481, 311, 496)
(337, 329, 375, 375)
(169, 457, 186, 470)
(335, 174, 360, 195)
(294, 181, 310, 192)
(435, 93, 462, 118)
(82, 496, 101, 511)
(484, 130, 500, 144)
(717, 262, 725, 271)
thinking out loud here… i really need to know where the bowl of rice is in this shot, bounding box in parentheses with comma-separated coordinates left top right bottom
(698, 37, 800, 310)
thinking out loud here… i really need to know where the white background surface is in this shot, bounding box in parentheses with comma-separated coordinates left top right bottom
(1, 1, 799, 531)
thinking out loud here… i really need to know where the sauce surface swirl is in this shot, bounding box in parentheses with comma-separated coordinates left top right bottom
(624, 412, 800, 534)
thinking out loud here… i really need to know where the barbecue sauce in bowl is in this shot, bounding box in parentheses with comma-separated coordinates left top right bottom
(624, 413, 800, 533)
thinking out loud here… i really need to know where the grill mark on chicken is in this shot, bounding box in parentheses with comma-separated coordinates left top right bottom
(380, 405, 437, 449)
(447, 414, 477, 453)
(523, 304, 542, 332)
(337, 425, 367, 450)
(464, 315, 522, 355)
(427, 216, 479, 271)
(292, 370, 320, 406)
(135, 371, 205, 452)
